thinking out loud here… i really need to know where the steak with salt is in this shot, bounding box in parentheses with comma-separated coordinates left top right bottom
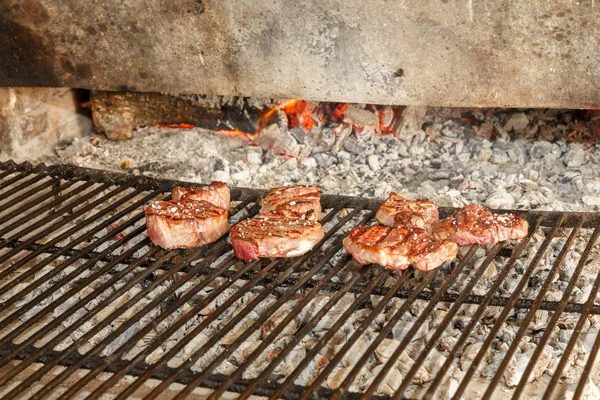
(260, 185, 321, 220)
(145, 200, 229, 249)
(433, 204, 528, 245)
(343, 225, 458, 271)
(230, 212, 324, 260)
(172, 181, 230, 210)
(376, 192, 439, 230)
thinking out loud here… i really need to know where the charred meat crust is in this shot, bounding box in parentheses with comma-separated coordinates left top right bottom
(230, 212, 324, 260)
(343, 225, 458, 271)
(433, 204, 528, 245)
(375, 192, 439, 230)
(260, 185, 321, 220)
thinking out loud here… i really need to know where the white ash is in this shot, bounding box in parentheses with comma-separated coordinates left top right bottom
(47, 109, 600, 212)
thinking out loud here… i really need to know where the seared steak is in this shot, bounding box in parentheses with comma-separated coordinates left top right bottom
(376, 192, 439, 230)
(433, 204, 528, 245)
(343, 225, 458, 271)
(145, 200, 229, 249)
(260, 185, 321, 220)
(172, 182, 230, 210)
(230, 212, 324, 260)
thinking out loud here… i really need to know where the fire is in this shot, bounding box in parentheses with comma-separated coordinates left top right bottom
(157, 100, 402, 142)
(155, 123, 196, 129)
(217, 128, 260, 140)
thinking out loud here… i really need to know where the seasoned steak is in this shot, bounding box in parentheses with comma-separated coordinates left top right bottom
(145, 200, 229, 249)
(172, 181, 230, 210)
(230, 212, 324, 261)
(376, 192, 439, 230)
(433, 204, 528, 245)
(260, 185, 321, 220)
(343, 225, 458, 271)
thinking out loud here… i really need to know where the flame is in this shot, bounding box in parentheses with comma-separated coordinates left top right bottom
(217, 128, 260, 140)
(376, 107, 398, 135)
(159, 101, 402, 142)
(219, 100, 320, 140)
(155, 123, 196, 129)
(280, 100, 319, 131)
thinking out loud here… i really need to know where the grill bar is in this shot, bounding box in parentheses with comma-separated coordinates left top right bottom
(270, 270, 393, 400)
(482, 222, 583, 399)
(196, 213, 378, 400)
(393, 243, 506, 398)
(423, 217, 542, 399)
(512, 225, 600, 398)
(0, 162, 599, 400)
(9, 201, 257, 399)
(543, 228, 600, 399)
(361, 245, 478, 399)
(452, 215, 566, 399)
(138, 205, 358, 399)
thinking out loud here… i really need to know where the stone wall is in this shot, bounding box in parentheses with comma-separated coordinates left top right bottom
(1, 0, 599, 108)
(0, 88, 91, 161)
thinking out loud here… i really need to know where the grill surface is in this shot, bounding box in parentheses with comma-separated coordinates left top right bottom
(0, 160, 599, 399)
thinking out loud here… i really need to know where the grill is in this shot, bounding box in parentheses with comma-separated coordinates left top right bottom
(0, 160, 599, 400)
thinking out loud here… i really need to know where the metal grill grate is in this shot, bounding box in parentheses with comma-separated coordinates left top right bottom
(0, 160, 599, 399)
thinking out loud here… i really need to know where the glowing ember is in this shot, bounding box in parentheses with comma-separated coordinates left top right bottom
(155, 123, 196, 129)
(157, 100, 406, 142)
(217, 128, 260, 141)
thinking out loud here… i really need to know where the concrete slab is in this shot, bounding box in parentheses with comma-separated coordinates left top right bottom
(1, 0, 599, 108)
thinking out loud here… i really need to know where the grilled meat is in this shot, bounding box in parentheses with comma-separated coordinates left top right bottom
(145, 200, 229, 249)
(433, 204, 528, 245)
(343, 225, 458, 271)
(230, 212, 324, 261)
(172, 181, 230, 210)
(376, 192, 439, 230)
(260, 185, 321, 220)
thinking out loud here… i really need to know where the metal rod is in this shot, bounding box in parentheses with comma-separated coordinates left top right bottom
(573, 310, 600, 398)
(175, 208, 374, 399)
(0, 176, 65, 217)
(0, 184, 152, 275)
(270, 270, 392, 400)
(542, 231, 600, 399)
(0, 241, 161, 391)
(206, 257, 365, 400)
(361, 245, 479, 399)
(12, 202, 256, 399)
(0, 189, 163, 312)
(393, 243, 505, 398)
(0, 173, 45, 207)
(139, 205, 356, 400)
(174, 251, 365, 400)
(0, 170, 33, 192)
(330, 269, 438, 400)
(0, 182, 118, 261)
(423, 217, 542, 400)
(0, 179, 91, 235)
(482, 221, 583, 400)
(452, 215, 566, 399)
(520, 227, 600, 400)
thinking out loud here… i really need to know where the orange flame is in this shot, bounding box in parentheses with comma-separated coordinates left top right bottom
(155, 123, 196, 129)
(159, 101, 401, 142)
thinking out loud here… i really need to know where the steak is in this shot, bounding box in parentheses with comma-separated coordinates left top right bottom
(433, 204, 528, 245)
(172, 181, 230, 210)
(260, 185, 321, 220)
(145, 200, 229, 249)
(343, 225, 458, 271)
(375, 192, 439, 230)
(230, 212, 325, 260)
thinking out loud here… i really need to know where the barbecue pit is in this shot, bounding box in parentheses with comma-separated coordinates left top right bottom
(3, 0, 600, 398)
(0, 161, 599, 399)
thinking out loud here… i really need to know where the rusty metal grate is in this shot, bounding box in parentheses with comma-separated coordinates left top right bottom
(0, 160, 600, 399)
